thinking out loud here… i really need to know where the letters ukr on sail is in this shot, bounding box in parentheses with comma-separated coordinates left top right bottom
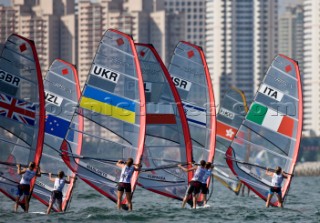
(61, 29, 146, 208)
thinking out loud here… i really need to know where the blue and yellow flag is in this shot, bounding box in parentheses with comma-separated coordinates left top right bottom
(80, 86, 136, 123)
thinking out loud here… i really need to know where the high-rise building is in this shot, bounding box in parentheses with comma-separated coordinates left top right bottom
(303, 0, 320, 136)
(13, 0, 76, 76)
(206, 0, 278, 105)
(77, 0, 172, 87)
(77, 0, 104, 88)
(278, 1, 303, 65)
(164, 0, 206, 48)
(0, 5, 15, 43)
(77, 0, 171, 136)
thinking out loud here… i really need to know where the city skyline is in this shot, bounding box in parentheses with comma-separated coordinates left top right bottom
(0, 0, 318, 137)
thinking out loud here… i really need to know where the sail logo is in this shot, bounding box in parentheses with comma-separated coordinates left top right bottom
(259, 84, 283, 102)
(171, 76, 192, 91)
(91, 64, 120, 83)
(147, 174, 166, 181)
(219, 108, 235, 120)
(0, 69, 20, 87)
(183, 103, 206, 126)
(86, 164, 116, 181)
(46, 79, 72, 94)
(45, 91, 63, 106)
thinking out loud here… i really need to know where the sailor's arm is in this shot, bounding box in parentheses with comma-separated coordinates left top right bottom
(282, 171, 290, 178)
(134, 163, 142, 171)
(65, 176, 71, 184)
(16, 164, 26, 175)
(116, 160, 125, 168)
(36, 166, 41, 177)
(178, 164, 197, 172)
(265, 168, 273, 176)
(48, 173, 55, 182)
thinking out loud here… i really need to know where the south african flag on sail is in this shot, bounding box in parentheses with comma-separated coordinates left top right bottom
(247, 103, 294, 138)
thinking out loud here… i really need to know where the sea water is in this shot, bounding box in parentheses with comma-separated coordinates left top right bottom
(0, 176, 319, 223)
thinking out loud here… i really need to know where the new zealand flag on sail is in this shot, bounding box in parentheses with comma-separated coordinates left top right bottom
(0, 93, 36, 126)
(45, 114, 70, 138)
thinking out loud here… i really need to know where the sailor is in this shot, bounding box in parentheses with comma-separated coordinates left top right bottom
(116, 158, 141, 211)
(46, 171, 71, 214)
(265, 166, 289, 208)
(178, 160, 206, 209)
(15, 162, 41, 212)
(200, 162, 214, 206)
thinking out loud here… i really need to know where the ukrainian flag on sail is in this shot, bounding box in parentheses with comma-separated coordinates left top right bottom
(80, 86, 136, 124)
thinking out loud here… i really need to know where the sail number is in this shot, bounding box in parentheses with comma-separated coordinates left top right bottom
(0, 69, 20, 87)
(171, 76, 192, 91)
(45, 91, 63, 106)
(259, 83, 283, 102)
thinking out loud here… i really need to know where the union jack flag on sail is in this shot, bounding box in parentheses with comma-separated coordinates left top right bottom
(0, 93, 36, 126)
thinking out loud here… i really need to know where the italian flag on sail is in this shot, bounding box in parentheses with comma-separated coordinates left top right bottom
(247, 103, 294, 137)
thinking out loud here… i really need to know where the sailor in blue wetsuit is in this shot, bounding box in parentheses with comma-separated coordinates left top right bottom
(178, 160, 206, 209)
(116, 158, 141, 211)
(15, 162, 41, 212)
(200, 162, 214, 206)
(265, 166, 289, 208)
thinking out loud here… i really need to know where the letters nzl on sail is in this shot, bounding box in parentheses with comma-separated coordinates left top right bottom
(45, 91, 63, 106)
(0, 69, 20, 87)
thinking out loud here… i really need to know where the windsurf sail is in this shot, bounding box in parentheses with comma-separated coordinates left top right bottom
(0, 34, 45, 209)
(135, 43, 193, 200)
(168, 41, 216, 164)
(226, 54, 302, 206)
(61, 29, 146, 206)
(213, 87, 248, 194)
(32, 59, 82, 212)
(168, 41, 216, 201)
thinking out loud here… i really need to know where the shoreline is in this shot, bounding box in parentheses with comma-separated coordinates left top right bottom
(294, 161, 320, 176)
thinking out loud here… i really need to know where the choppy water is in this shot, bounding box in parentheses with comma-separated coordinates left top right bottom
(1, 176, 319, 223)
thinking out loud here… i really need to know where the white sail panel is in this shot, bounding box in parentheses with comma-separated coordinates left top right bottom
(0, 34, 45, 210)
(61, 29, 146, 207)
(226, 55, 303, 206)
(136, 43, 193, 201)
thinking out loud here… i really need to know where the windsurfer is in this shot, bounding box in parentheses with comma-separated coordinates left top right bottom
(46, 171, 71, 214)
(201, 162, 214, 206)
(178, 160, 206, 209)
(116, 158, 141, 211)
(265, 166, 289, 208)
(14, 162, 41, 212)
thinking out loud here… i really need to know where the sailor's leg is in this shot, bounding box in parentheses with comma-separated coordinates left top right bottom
(117, 191, 124, 209)
(14, 196, 20, 212)
(266, 193, 273, 208)
(276, 193, 283, 208)
(126, 192, 132, 211)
